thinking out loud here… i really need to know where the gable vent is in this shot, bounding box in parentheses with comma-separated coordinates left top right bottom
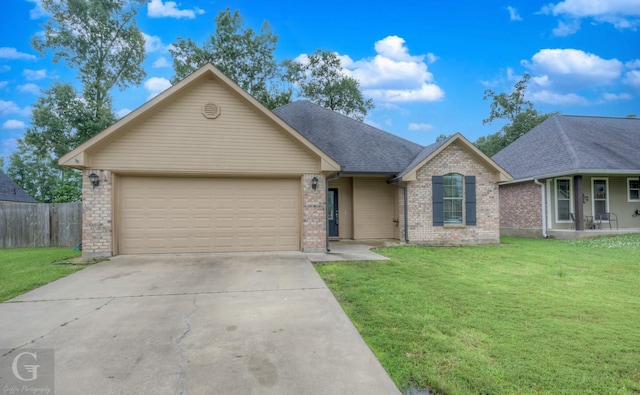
(202, 102, 221, 119)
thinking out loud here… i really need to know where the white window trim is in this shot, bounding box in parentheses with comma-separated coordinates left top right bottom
(592, 177, 610, 220)
(627, 177, 640, 202)
(554, 178, 574, 223)
(443, 173, 464, 225)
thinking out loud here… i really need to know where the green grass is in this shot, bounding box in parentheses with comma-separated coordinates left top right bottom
(0, 247, 84, 302)
(316, 235, 640, 395)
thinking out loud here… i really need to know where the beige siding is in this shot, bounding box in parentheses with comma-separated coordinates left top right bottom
(117, 177, 300, 254)
(91, 78, 319, 174)
(329, 177, 353, 239)
(353, 178, 396, 239)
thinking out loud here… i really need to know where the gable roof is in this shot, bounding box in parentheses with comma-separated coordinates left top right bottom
(0, 170, 38, 203)
(397, 133, 512, 182)
(492, 115, 640, 182)
(273, 101, 423, 173)
(59, 63, 339, 172)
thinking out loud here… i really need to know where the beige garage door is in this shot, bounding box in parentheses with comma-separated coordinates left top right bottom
(118, 177, 300, 254)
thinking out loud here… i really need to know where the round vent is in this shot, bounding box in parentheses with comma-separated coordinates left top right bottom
(202, 102, 221, 119)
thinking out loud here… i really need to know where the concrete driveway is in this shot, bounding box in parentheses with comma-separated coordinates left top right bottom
(0, 251, 400, 395)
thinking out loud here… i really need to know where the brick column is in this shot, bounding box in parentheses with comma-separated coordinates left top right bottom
(302, 173, 326, 252)
(82, 169, 113, 259)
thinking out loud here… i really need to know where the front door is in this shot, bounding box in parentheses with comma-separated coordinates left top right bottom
(328, 188, 339, 238)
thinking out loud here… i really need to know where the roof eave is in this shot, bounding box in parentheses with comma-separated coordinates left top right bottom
(500, 169, 640, 185)
(400, 133, 512, 183)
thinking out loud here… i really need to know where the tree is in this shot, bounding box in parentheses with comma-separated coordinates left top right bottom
(12, 0, 147, 202)
(475, 73, 554, 157)
(435, 133, 449, 142)
(7, 84, 92, 202)
(170, 8, 291, 109)
(285, 50, 374, 121)
(32, 0, 146, 132)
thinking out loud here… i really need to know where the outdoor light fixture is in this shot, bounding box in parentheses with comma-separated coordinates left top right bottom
(88, 173, 100, 188)
(311, 176, 319, 190)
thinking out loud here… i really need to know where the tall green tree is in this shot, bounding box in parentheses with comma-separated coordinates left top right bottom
(10, 0, 147, 202)
(285, 50, 374, 121)
(8, 84, 94, 202)
(32, 0, 146, 129)
(170, 8, 291, 109)
(475, 73, 554, 157)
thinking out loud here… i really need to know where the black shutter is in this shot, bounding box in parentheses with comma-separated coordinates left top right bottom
(432, 176, 444, 226)
(465, 176, 476, 226)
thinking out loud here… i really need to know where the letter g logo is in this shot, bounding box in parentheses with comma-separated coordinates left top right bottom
(11, 351, 40, 381)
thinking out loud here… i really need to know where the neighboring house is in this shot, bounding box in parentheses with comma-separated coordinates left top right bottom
(0, 170, 38, 203)
(493, 115, 640, 237)
(59, 63, 510, 259)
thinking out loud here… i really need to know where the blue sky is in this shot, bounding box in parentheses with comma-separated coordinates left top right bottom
(1, 0, 639, 164)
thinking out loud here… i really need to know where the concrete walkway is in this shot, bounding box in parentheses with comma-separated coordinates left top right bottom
(0, 251, 400, 395)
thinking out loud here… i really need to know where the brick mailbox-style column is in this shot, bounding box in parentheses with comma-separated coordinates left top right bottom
(302, 173, 327, 252)
(82, 169, 113, 259)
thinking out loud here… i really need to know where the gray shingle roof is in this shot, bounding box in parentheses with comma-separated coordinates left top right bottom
(273, 101, 423, 173)
(492, 115, 640, 181)
(0, 170, 38, 203)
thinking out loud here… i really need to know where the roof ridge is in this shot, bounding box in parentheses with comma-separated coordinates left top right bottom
(554, 115, 581, 169)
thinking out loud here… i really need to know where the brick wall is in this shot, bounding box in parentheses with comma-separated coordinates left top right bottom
(81, 169, 113, 259)
(302, 173, 326, 252)
(403, 143, 500, 245)
(499, 181, 545, 237)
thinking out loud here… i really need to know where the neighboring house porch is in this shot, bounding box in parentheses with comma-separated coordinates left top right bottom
(494, 115, 640, 239)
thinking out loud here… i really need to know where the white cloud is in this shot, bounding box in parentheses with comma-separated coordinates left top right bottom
(0, 100, 31, 117)
(18, 83, 40, 94)
(147, 0, 204, 19)
(602, 92, 632, 101)
(153, 56, 172, 68)
(522, 49, 623, 89)
(142, 33, 167, 53)
(528, 90, 590, 105)
(624, 70, 640, 88)
(552, 20, 581, 36)
(408, 123, 435, 131)
(626, 59, 640, 69)
(26, 0, 48, 19)
(2, 120, 26, 130)
(0, 81, 7, 89)
(0, 47, 36, 60)
(0, 65, 10, 73)
(507, 6, 523, 21)
(348, 36, 444, 102)
(116, 108, 132, 118)
(542, 0, 640, 31)
(144, 77, 172, 99)
(23, 69, 47, 81)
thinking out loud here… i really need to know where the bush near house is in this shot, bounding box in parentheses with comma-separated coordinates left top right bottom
(316, 235, 640, 394)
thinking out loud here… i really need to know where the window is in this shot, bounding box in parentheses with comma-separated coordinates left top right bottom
(555, 178, 572, 222)
(628, 178, 640, 202)
(432, 175, 476, 226)
(443, 174, 464, 224)
(592, 178, 608, 218)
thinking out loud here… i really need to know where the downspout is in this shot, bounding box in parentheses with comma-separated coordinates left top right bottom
(326, 172, 342, 252)
(390, 179, 409, 243)
(534, 179, 548, 238)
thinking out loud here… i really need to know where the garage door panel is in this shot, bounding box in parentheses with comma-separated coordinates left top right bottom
(118, 177, 300, 254)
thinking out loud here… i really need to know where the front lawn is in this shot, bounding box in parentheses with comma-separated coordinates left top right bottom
(0, 247, 84, 302)
(316, 235, 640, 394)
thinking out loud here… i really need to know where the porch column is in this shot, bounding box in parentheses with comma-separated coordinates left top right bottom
(573, 175, 584, 230)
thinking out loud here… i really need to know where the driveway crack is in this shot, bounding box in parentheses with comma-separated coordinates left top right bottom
(2, 298, 115, 357)
(176, 297, 198, 395)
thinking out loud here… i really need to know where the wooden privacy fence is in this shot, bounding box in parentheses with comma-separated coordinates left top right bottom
(0, 203, 82, 248)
